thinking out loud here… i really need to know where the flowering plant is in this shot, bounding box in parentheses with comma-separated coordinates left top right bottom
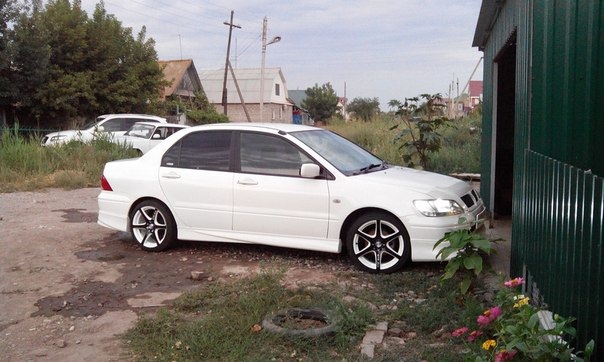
(451, 277, 594, 361)
(434, 227, 498, 294)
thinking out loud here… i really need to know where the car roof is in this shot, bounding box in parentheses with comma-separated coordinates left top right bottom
(132, 121, 188, 128)
(98, 114, 166, 121)
(190, 122, 320, 133)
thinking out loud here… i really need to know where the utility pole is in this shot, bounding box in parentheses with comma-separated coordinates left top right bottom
(260, 17, 281, 122)
(222, 11, 241, 115)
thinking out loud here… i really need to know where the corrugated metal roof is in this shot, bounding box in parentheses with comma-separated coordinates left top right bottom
(199, 67, 285, 104)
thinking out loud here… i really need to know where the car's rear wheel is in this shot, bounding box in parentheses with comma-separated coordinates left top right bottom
(346, 211, 410, 273)
(129, 200, 177, 251)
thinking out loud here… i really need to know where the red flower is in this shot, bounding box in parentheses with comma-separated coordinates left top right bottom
(495, 349, 517, 361)
(467, 330, 483, 342)
(504, 277, 524, 288)
(452, 327, 468, 337)
(477, 306, 502, 326)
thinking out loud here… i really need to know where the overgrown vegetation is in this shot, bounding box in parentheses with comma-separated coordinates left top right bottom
(123, 264, 485, 361)
(327, 108, 481, 175)
(2, 0, 165, 128)
(0, 126, 136, 192)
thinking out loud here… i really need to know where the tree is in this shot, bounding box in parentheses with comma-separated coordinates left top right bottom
(387, 99, 401, 112)
(0, 0, 21, 111)
(11, 0, 50, 123)
(391, 93, 450, 169)
(347, 97, 380, 122)
(9, 0, 166, 128)
(301, 82, 338, 123)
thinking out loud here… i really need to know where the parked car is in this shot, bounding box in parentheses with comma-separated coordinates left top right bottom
(41, 114, 167, 146)
(113, 122, 189, 155)
(97, 123, 485, 273)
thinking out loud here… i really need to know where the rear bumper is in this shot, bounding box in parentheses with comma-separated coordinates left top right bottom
(97, 191, 131, 232)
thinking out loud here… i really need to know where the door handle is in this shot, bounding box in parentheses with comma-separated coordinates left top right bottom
(161, 172, 181, 179)
(237, 178, 258, 185)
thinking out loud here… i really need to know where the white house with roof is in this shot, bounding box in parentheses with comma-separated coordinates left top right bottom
(199, 67, 293, 123)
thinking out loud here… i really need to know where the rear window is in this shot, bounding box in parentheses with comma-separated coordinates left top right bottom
(161, 131, 231, 171)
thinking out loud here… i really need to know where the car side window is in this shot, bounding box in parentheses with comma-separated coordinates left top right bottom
(161, 131, 231, 171)
(240, 132, 313, 177)
(100, 118, 123, 132)
(123, 119, 140, 130)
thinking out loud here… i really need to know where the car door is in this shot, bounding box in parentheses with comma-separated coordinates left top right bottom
(159, 130, 234, 231)
(233, 131, 330, 239)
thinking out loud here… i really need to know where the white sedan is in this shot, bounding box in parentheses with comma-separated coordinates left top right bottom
(113, 122, 189, 155)
(98, 123, 485, 273)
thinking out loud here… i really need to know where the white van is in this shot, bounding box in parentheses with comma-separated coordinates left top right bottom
(41, 114, 167, 146)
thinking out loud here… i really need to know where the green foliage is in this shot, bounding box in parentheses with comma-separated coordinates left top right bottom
(161, 91, 228, 125)
(0, 124, 137, 192)
(301, 82, 339, 123)
(0, 0, 23, 108)
(391, 93, 451, 169)
(347, 97, 380, 122)
(124, 268, 374, 361)
(452, 277, 595, 361)
(434, 227, 498, 294)
(4, 0, 165, 128)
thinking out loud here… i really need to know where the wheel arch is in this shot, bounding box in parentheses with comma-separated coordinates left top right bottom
(127, 197, 176, 229)
(339, 207, 410, 253)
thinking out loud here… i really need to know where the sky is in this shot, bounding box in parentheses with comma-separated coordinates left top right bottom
(78, 0, 484, 110)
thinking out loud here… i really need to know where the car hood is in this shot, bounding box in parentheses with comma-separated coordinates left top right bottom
(352, 166, 471, 198)
(44, 129, 81, 138)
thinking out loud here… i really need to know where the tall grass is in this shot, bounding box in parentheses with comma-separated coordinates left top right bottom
(0, 129, 137, 192)
(327, 112, 481, 175)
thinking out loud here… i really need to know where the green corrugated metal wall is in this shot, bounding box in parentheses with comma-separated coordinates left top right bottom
(479, 0, 603, 356)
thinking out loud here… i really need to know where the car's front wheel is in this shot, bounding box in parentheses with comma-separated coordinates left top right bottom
(346, 212, 410, 273)
(129, 200, 177, 252)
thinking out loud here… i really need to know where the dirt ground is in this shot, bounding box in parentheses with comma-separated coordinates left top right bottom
(0, 188, 352, 361)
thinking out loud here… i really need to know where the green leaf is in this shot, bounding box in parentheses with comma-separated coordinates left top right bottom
(459, 277, 471, 294)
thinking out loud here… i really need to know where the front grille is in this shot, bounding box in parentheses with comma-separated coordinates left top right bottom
(461, 193, 475, 208)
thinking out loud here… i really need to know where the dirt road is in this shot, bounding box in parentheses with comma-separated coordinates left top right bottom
(0, 188, 349, 361)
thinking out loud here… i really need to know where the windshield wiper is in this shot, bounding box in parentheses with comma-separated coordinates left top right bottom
(355, 161, 388, 175)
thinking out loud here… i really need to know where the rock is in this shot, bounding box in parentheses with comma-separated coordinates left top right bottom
(190, 271, 204, 280)
(387, 327, 402, 337)
(55, 339, 67, 348)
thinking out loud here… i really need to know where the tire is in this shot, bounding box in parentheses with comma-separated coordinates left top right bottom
(346, 211, 411, 273)
(129, 200, 177, 252)
(262, 308, 336, 337)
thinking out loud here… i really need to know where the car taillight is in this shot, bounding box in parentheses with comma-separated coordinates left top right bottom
(101, 175, 113, 191)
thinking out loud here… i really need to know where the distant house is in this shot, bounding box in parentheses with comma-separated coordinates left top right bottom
(159, 59, 203, 101)
(199, 67, 293, 123)
(468, 80, 483, 108)
(288, 89, 312, 125)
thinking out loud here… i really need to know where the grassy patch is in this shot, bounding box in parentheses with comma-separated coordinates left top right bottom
(326, 113, 481, 175)
(0, 130, 137, 192)
(122, 264, 485, 361)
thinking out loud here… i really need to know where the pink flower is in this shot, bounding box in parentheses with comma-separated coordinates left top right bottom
(495, 349, 517, 362)
(477, 306, 502, 326)
(452, 327, 468, 337)
(477, 315, 491, 326)
(467, 330, 483, 342)
(504, 277, 524, 288)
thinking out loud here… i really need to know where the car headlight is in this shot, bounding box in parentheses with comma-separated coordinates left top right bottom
(50, 135, 67, 142)
(413, 199, 464, 217)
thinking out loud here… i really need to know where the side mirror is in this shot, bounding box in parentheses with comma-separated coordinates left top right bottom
(300, 163, 321, 178)
(152, 133, 161, 139)
(96, 125, 105, 132)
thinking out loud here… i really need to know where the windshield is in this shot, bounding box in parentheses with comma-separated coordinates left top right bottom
(291, 129, 386, 175)
(125, 124, 155, 138)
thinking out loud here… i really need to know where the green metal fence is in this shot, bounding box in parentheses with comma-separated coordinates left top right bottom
(513, 150, 603, 355)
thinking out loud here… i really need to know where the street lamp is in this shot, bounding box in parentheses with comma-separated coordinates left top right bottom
(260, 16, 281, 122)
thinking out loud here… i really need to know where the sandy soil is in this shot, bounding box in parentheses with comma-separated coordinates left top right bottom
(0, 188, 351, 361)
